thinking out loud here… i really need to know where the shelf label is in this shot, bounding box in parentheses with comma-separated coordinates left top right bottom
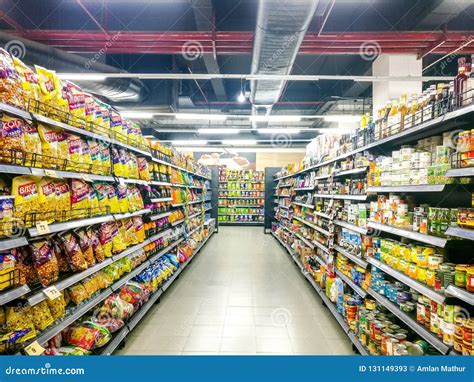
(44, 169, 60, 178)
(35, 221, 51, 235)
(24, 341, 45, 356)
(80, 173, 92, 182)
(43, 285, 61, 300)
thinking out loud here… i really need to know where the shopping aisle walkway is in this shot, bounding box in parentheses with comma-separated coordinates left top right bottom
(119, 227, 354, 355)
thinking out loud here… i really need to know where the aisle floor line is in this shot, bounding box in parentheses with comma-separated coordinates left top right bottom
(119, 227, 354, 355)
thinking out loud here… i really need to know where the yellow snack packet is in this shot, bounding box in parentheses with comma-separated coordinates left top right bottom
(70, 179, 90, 220)
(13, 56, 39, 112)
(38, 177, 57, 223)
(66, 134, 82, 171)
(38, 124, 59, 168)
(12, 175, 40, 226)
(53, 179, 70, 221)
(24, 122, 42, 167)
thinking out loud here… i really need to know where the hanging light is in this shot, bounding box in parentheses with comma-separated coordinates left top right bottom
(237, 78, 246, 103)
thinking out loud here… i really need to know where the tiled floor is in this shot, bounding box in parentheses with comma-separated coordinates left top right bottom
(119, 227, 355, 355)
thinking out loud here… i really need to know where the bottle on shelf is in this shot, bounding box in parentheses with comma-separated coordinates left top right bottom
(409, 93, 418, 128)
(464, 55, 473, 106)
(441, 83, 450, 115)
(454, 57, 468, 109)
(429, 84, 437, 120)
(387, 99, 399, 135)
(435, 83, 444, 118)
(381, 101, 391, 138)
(398, 94, 408, 131)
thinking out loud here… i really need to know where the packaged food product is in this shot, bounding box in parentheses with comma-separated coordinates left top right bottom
(46, 291, 66, 320)
(0, 251, 16, 291)
(111, 147, 123, 177)
(80, 138, 92, 172)
(58, 232, 88, 272)
(99, 222, 113, 258)
(83, 92, 96, 126)
(12, 246, 37, 286)
(55, 131, 69, 168)
(119, 149, 128, 178)
(12, 175, 40, 226)
(133, 216, 145, 243)
(65, 134, 82, 171)
(97, 100, 110, 131)
(99, 294, 134, 320)
(13, 56, 39, 112)
(83, 321, 111, 348)
(38, 177, 57, 223)
(92, 316, 124, 334)
(5, 305, 36, 344)
(123, 218, 138, 246)
(116, 184, 129, 213)
(88, 140, 102, 175)
(0, 196, 14, 238)
(67, 283, 88, 305)
(70, 179, 91, 219)
(82, 275, 100, 296)
(93, 183, 109, 216)
(65, 81, 85, 128)
(99, 142, 111, 175)
(64, 325, 100, 351)
(137, 158, 151, 181)
(53, 179, 71, 221)
(87, 227, 105, 263)
(0, 48, 24, 109)
(110, 109, 123, 142)
(76, 229, 95, 267)
(106, 184, 119, 213)
(111, 221, 126, 253)
(30, 300, 54, 331)
(88, 184, 99, 215)
(35, 65, 59, 118)
(50, 237, 70, 273)
(0, 113, 25, 164)
(37, 124, 59, 168)
(29, 239, 59, 287)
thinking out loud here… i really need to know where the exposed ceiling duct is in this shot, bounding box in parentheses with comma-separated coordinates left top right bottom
(0, 32, 148, 103)
(250, 0, 319, 128)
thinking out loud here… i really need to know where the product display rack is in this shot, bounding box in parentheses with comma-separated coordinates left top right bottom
(271, 100, 474, 356)
(217, 167, 265, 226)
(0, 96, 219, 356)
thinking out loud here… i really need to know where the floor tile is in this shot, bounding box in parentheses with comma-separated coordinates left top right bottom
(220, 337, 257, 352)
(183, 337, 222, 352)
(189, 325, 224, 337)
(223, 325, 256, 338)
(256, 337, 294, 354)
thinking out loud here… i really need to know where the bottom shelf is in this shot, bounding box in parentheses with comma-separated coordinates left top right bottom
(101, 231, 215, 355)
(271, 232, 368, 355)
(219, 221, 264, 226)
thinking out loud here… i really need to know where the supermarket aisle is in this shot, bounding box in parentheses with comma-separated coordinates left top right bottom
(119, 227, 354, 355)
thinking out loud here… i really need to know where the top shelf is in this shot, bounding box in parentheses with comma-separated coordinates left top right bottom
(275, 104, 474, 181)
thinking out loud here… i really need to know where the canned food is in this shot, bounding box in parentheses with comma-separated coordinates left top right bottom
(385, 338, 398, 355)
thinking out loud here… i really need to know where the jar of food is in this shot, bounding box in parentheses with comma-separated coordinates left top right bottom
(463, 319, 473, 344)
(428, 254, 443, 270)
(443, 322, 455, 346)
(381, 332, 394, 355)
(461, 340, 472, 356)
(385, 338, 398, 356)
(454, 334, 464, 353)
(374, 323, 384, 344)
(417, 266, 427, 283)
(393, 344, 408, 356)
(393, 333, 407, 343)
(455, 264, 468, 288)
(409, 263, 418, 279)
(426, 269, 436, 287)
(416, 297, 426, 325)
(454, 317, 465, 337)
(400, 301, 416, 315)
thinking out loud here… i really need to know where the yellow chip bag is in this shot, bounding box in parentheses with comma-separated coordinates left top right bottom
(65, 81, 85, 128)
(38, 124, 59, 168)
(70, 179, 90, 219)
(116, 184, 129, 213)
(66, 134, 82, 171)
(53, 179, 70, 221)
(0, 113, 25, 165)
(24, 122, 42, 167)
(35, 65, 58, 117)
(88, 140, 102, 175)
(13, 56, 39, 112)
(106, 184, 119, 213)
(12, 175, 39, 226)
(38, 177, 57, 223)
(55, 131, 69, 169)
(93, 183, 109, 215)
(80, 138, 92, 172)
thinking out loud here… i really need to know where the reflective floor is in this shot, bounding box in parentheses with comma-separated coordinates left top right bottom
(119, 227, 354, 355)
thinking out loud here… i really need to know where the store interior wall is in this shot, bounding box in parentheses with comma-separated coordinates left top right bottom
(255, 152, 305, 171)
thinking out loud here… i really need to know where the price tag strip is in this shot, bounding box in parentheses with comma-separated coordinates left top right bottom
(43, 285, 61, 300)
(35, 220, 51, 235)
(24, 341, 45, 356)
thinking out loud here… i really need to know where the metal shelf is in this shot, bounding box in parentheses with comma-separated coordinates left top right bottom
(112, 241, 149, 262)
(151, 197, 173, 203)
(0, 102, 32, 120)
(127, 288, 163, 332)
(367, 184, 446, 193)
(368, 221, 448, 247)
(445, 167, 474, 178)
(313, 210, 332, 220)
(292, 202, 314, 209)
(275, 194, 291, 198)
(293, 232, 315, 249)
(0, 285, 31, 306)
(219, 221, 264, 226)
(151, 181, 172, 187)
(333, 167, 368, 177)
(27, 258, 114, 306)
(171, 203, 185, 207)
(348, 331, 369, 355)
(293, 216, 331, 236)
(0, 237, 29, 252)
(334, 220, 367, 235)
(187, 199, 204, 205)
(151, 157, 211, 181)
(367, 287, 450, 354)
(188, 211, 204, 219)
(187, 225, 203, 236)
(445, 285, 474, 306)
(277, 183, 292, 188)
(294, 186, 314, 191)
(101, 326, 130, 356)
(218, 213, 263, 216)
(148, 238, 184, 264)
(333, 245, 368, 268)
(28, 214, 114, 237)
(114, 209, 152, 220)
(312, 239, 331, 254)
(0, 164, 34, 175)
(147, 228, 172, 242)
(445, 226, 474, 241)
(171, 218, 185, 226)
(111, 260, 151, 291)
(219, 196, 264, 199)
(366, 257, 446, 304)
(29, 167, 115, 183)
(149, 211, 172, 221)
(335, 269, 367, 298)
(313, 193, 367, 201)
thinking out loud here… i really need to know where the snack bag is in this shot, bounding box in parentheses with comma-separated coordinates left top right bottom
(12, 175, 39, 226)
(93, 183, 109, 215)
(64, 325, 100, 350)
(110, 109, 123, 142)
(0, 113, 25, 164)
(0, 196, 14, 238)
(51, 236, 70, 273)
(29, 239, 59, 287)
(46, 291, 66, 321)
(37, 177, 57, 223)
(65, 81, 85, 128)
(55, 131, 69, 169)
(30, 300, 54, 331)
(66, 134, 82, 171)
(87, 227, 105, 263)
(35, 65, 58, 117)
(80, 138, 92, 172)
(83, 92, 96, 126)
(106, 184, 119, 213)
(58, 232, 88, 272)
(12, 246, 37, 286)
(119, 149, 128, 178)
(111, 221, 126, 254)
(99, 222, 113, 258)
(93, 98, 105, 133)
(88, 140, 102, 175)
(99, 142, 111, 175)
(0, 48, 24, 109)
(37, 124, 59, 168)
(137, 158, 151, 181)
(97, 100, 110, 132)
(116, 184, 129, 213)
(5, 305, 36, 344)
(128, 153, 139, 179)
(88, 183, 99, 215)
(111, 147, 123, 177)
(67, 283, 88, 305)
(133, 216, 145, 243)
(76, 229, 95, 267)
(23, 122, 42, 167)
(123, 218, 137, 246)
(53, 179, 71, 221)
(70, 179, 91, 219)
(12, 56, 39, 112)
(0, 251, 16, 291)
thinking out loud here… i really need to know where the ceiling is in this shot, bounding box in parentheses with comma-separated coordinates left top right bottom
(1, 0, 473, 149)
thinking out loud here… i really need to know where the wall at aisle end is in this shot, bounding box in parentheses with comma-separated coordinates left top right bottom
(255, 152, 305, 171)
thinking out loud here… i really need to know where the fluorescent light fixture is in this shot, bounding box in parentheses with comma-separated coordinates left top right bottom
(58, 73, 107, 81)
(198, 128, 241, 134)
(120, 111, 154, 119)
(237, 91, 245, 103)
(257, 128, 301, 134)
(144, 135, 156, 138)
(222, 140, 257, 146)
(171, 140, 208, 146)
(175, 114, 227, 121)
(250, 115, 301, 122)
(323, 115, 362, 123)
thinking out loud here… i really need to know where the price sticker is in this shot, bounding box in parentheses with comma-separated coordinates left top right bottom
(44, 169, 59, 178)
(35, 220, 51, 235)
(43, 285, 61, 300)
(80, 173, 92, 182)
(24, 341, 45, 356)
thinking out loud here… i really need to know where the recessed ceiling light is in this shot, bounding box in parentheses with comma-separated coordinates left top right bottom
(237, 91, 246, 103)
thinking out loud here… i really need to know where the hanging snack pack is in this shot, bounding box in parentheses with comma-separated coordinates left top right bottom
(137, 158, 151, 181)
(58, 232, 88, 272)
(99, 142, 111, 175)
(0, 113, 25, 164)
(29, 239, 59, 287)
(116, 184, 129, 213)
(37, 124, 59, 168)
(87, 227, 105, 263)
(66, 134, 82, 171)
(70, 179, 91, 219)
(13, 56, 39, 112)
(12, 175, 39, 226)
(37, 177, 57, 223)
(99, 222, 113, 258)
(53, 179, 71, 220)
(30, 300, 54, 331)
(83, 92, 96, 126)
(55, 131, 69, 168)
(110, 109, 123, 142)
(0, 196, 14, 238)
(0, 48, 24, 109)
(23, 122, 42, 167)
(76, 229, 95, 267)
(65, 81, 86, 129)
(35, 65, 59, 118)
(80, 138, 92, 172)
(88, 140, 102, 175)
